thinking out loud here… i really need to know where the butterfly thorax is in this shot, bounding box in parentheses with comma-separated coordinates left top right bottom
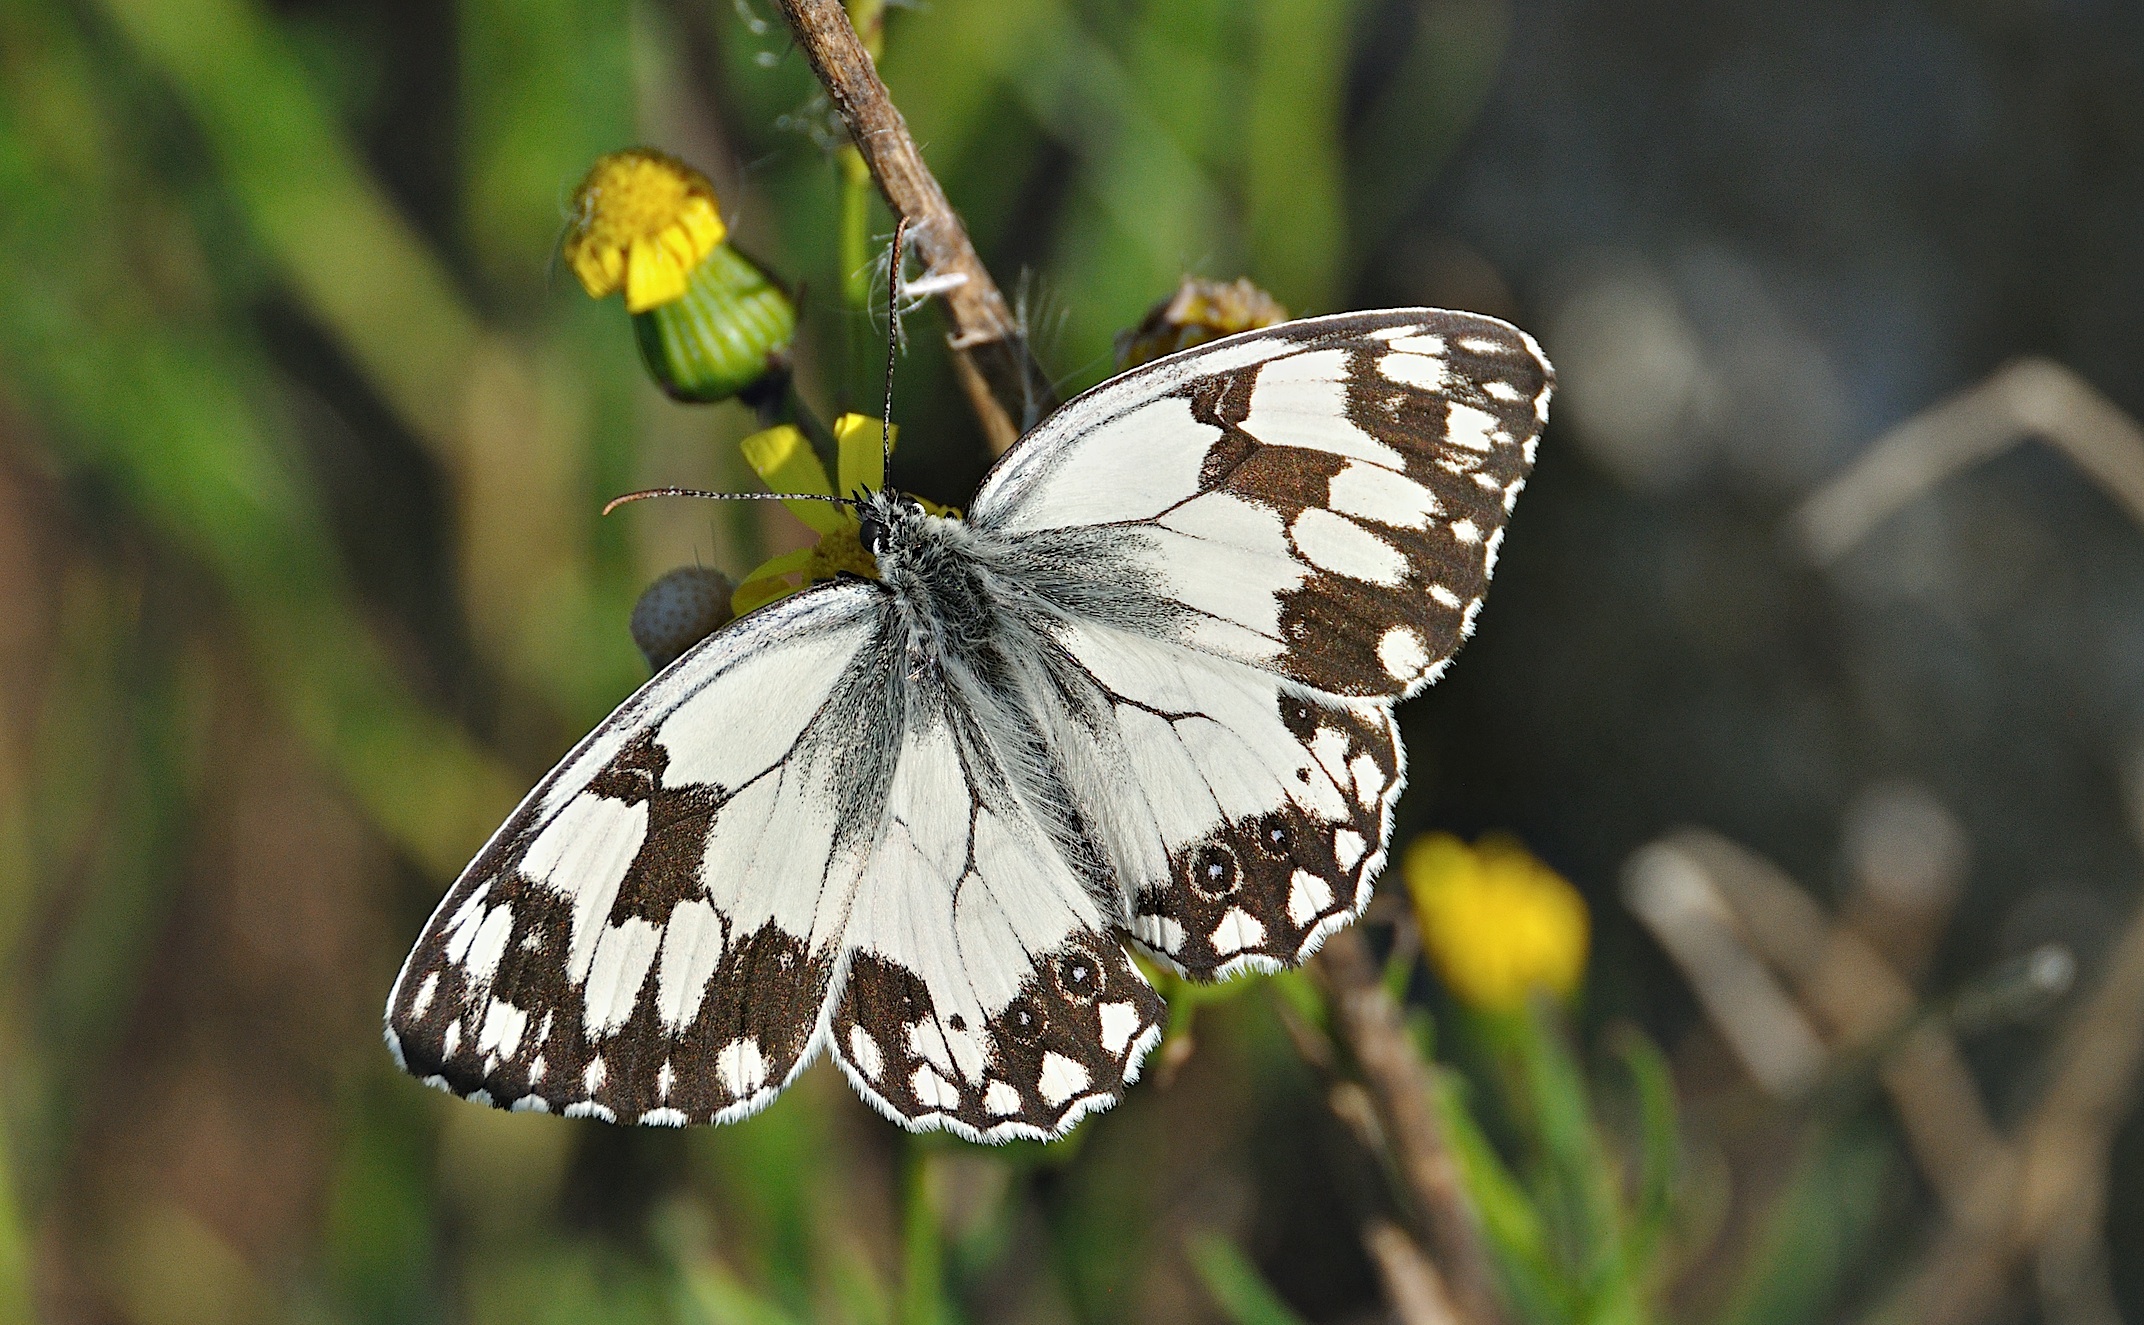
(862, 491, 1118, 915)
(862, 492, 1013, 684)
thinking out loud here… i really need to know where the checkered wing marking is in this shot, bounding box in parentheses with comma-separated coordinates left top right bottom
(1030, 618, 1402, 979)
(384, 583, 896, 1126)
(827, 667, 1165, 1141)
(970, 308, 1553, 699)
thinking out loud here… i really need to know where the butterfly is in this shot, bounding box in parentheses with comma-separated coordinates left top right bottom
(384, 308, 1553, 1141)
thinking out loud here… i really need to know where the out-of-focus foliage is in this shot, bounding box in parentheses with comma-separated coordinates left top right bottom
(4, 0, 2143, 1322)
(1435, 1006, 1678, 1325)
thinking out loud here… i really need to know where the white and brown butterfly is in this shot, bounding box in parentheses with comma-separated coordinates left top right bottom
(384, 309, 1553, 1141)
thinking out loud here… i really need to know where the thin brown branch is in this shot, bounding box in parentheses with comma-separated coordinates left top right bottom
(1314, 929, 1506, 1325)
(771, 0, 1058, 453)
(1651, 830, 2011, 1216)
(1623, 840, 1827, 1098)
(1632, 829, 2144, 1325)
(766, 12, 1500, 1321)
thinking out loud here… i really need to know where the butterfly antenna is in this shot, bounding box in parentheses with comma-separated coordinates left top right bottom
(602, 488, 856, 517)
(882, 214, 909, 487)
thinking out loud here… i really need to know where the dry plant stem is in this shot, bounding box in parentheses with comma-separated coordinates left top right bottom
(1315, 928, 1505, 1325)
(772, 0, 1059, 454)
(1796, 357, 2144, 563)
(1624, 841, 1828, 1097)
(1363, 1219, 1465, 1325)
(1656, 831, 2009, 1214)
(769, 11, 1496, 1317)
(1888, 898, 2144, 1325)
(1645, 831, 2144, 1325)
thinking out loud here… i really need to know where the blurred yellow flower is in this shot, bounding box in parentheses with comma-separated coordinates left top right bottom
(563, 150, 728, 313)
(1407, 832, 1589, 1013)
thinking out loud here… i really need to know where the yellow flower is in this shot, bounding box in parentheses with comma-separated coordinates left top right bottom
(1407, 832, 1589, 1013)
(730, 414, 957, 615)
(564, 150, 728, 313)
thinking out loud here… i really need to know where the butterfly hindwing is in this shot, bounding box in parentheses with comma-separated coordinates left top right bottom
(971, 309, 1551, 700)
(1020, 617, 1403, 979)
(827, 659, 1165, 1140)
(385, 583, 898, 1124)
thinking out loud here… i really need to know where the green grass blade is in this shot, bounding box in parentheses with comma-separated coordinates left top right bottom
(1187, 1233, 1308, 1325)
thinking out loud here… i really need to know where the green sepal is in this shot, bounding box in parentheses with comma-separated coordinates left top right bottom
(631, 244, 796, 403)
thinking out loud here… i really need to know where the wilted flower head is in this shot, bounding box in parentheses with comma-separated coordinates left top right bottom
(1407, 832, 1589, 1013)
(564, 149, 728, 313)
(1117, 277, 1290, 370)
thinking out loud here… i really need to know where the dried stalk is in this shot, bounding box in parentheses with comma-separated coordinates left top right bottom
(1315, 929, 1506, 1325)
(1631, 829, 2144, 1325)
(1639, 830, 2010, 1214)
(1884, 899, 2144, 1325)
(771, 0, 1058, 454)
(1364, 1218, 1466, 1325)
(1795, 357, 2144, 564)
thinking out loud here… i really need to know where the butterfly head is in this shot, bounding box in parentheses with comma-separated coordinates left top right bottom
(857, 490, 929, 559)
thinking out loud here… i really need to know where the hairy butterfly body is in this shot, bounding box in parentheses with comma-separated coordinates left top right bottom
(386, 308, 1553, 1141)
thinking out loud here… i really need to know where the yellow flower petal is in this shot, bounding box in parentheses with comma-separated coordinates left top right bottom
(737, 425, 844, 535)
(731, 575, 799, 615)
(1407, 832, 1589, 1012)
(730, 547, 817, 615)
(680, 196, 725, 253)
(625, 235, 690, 313)
(563, 149, 729, 311)
(833, 412, 893, 497)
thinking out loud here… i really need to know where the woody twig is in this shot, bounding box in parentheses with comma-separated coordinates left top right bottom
(1314, 929, 1507, 1325)
(770, 0, 1058, 455)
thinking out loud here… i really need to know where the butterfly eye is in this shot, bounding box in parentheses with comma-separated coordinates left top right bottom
(859, 512, 890, 555)
(1190, 844, 1237, 897)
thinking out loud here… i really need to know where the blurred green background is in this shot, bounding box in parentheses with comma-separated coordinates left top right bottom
(4, 0, 2143, 1321)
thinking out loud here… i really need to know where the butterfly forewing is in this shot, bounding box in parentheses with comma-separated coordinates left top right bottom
(385, 583, 897, 1124)
(971, 309, 1551, 699)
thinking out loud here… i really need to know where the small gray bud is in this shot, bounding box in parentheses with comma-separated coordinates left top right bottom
(631, 566, 735, 671)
